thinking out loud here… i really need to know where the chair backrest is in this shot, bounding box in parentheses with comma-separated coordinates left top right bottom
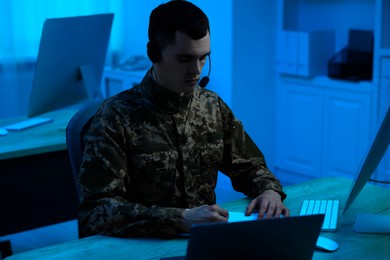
(66, 100, 102, 196)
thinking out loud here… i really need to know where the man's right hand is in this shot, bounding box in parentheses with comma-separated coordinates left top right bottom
(176, 204, 229, 233)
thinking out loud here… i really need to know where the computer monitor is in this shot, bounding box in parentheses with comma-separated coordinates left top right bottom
(27, 13, 114, 118)
(343, 105, 390, 231)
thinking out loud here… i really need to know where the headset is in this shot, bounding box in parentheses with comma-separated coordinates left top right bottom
(147, 40, 161, 64)
(198, 54, 211, 88)
(147, 40, 211, 88)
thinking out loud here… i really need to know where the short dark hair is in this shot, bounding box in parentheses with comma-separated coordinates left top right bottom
(147, 0, 210, 62)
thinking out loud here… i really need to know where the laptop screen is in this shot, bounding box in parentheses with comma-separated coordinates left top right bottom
(162, 214, 324, 260)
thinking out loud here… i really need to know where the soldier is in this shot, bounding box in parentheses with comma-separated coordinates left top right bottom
(78, 0, 290, 238)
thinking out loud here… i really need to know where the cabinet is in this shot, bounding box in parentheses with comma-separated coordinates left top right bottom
(101, 68, 146, 97)
(322, 85, 372, 178)
(274, 0, 390, 182)
(275, 77, 374, 181)
(275, 80, 322, 181)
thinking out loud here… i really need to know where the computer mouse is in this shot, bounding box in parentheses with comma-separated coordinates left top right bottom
(316, 236, 339, 252)
(0, 128, 8, 136)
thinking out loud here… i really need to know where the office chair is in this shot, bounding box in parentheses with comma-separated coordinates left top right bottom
(66, 99, 102, 196)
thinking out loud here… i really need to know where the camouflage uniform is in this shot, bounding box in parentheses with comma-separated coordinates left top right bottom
(78, 70, 286, 238)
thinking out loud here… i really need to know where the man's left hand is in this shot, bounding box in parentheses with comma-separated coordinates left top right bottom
(245, 190, 290, 219)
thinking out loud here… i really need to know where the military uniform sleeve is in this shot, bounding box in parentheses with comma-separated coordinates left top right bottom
(78, 101, 184, 238)
(218, 98, 287, 200)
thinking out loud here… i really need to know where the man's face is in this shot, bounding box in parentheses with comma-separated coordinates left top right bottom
(154, 31, 211, 94)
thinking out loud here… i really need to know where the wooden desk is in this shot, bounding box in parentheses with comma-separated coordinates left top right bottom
(0, 108, 78, 160)
(7, 177, 390, 259)
(0, 108, 79, 235)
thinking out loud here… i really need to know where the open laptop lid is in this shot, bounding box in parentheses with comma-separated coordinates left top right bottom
(166, 214, 324, 260)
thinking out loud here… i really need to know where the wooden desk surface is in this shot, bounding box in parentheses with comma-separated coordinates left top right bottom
(7, 177, 390, 259)
(0, 108, 78, 160)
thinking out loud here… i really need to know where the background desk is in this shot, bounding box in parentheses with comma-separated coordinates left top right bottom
(7, 177, 390, 259)
(0, 108, 79, 235)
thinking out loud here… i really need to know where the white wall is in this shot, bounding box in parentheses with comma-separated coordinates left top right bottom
(194, 0, 233, 104)
(232, 0, 278, 171)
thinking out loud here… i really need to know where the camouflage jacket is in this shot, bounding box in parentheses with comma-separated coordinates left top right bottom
(78, 70, 286, 238)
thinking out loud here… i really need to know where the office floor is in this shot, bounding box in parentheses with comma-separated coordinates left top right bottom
(0, 175, 294, 257)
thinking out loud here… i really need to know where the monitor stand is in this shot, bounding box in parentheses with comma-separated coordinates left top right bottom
(353, 214, 390, 234)
(79, 64, 103, 101)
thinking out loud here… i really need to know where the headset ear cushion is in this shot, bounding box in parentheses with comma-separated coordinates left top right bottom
(147, 41, 160, 63)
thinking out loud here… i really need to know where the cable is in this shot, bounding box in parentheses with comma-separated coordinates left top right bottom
(369, 178, 390, 185)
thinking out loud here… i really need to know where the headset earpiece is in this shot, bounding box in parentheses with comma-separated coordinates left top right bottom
(147, 41, 161, 63)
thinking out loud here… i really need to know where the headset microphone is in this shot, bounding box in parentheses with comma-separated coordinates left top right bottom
(199, 76, 209, 88)
(199, 55, 211, 88)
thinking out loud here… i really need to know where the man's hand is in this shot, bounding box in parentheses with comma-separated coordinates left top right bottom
(176, 205, 229, 233)
(245, 190, 290, 219)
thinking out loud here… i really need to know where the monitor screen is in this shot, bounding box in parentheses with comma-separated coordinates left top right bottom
(28, 13, 114, 118)
(343, 105, 390, 214)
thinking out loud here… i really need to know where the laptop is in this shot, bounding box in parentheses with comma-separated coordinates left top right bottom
(162, 214, 324, 260)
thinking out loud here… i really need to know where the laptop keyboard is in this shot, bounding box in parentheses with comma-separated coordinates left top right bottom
(299, 200, 339, 232)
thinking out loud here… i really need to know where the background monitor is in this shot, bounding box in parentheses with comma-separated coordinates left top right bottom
(343, 105, 390, 215)
(28, 13, 114, 118)
(343, 106, 390, 233)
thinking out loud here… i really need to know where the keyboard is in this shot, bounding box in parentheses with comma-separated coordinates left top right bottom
(299, 199, 339, 232)
(4, 117, 53, 131)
